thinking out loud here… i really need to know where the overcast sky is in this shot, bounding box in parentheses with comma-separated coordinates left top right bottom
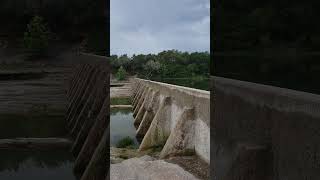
(111, 0, 210, 56)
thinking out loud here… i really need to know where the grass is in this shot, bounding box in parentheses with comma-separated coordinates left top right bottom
(116, 136, 135, 148)
(110, 98, 131, 105)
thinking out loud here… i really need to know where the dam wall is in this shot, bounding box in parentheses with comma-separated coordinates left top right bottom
(66, 53, 109, 180)
(132, 78, 210, 164)
(212, 76, 320, 180)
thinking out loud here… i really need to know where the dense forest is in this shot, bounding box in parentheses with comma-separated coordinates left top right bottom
(110, 50, 210, 89)
(212, 0, 320, 94)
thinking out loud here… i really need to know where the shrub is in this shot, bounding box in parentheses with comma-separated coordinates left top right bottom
(116, 66, 127, 81)
(116, 136, 134, 148)
(23, 16, 50, 57)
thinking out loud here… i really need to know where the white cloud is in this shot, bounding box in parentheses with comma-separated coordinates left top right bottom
(111, 0, 210, 56)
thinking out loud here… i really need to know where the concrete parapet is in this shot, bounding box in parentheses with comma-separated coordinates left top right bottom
(212, 76, 320, 180)
(131, 78, 210, 164)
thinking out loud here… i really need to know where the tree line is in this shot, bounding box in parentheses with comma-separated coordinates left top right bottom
(110, 50, 210, 80)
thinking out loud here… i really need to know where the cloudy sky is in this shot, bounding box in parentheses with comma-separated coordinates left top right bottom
(111, 0, 210, 56)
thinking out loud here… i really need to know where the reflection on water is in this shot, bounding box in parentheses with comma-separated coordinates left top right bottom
(0, 150, 76, 180)
(110, 108, 139, 147)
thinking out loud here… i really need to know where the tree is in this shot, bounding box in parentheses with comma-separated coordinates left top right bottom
(23, 16, 50, 57)
(116, 66, 127, 81)
(143, 60, 161, 79)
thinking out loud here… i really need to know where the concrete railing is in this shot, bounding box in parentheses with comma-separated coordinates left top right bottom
(132, 78, 210, 164)
(212, 76, 320, 180)
(66, 53, 109, 180)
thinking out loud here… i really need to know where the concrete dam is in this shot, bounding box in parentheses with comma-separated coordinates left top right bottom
(212, 76, 320, 180)
(110, 78, 210, 179)
(4, 51, 319, 179)
(131, 79, 210, 162)
(68, 54, 211, 179)
(66, 53, 109, 180)
(0, 52, 109, 180)
(6, 50, 320, 180)
(74, 65, 320, 180)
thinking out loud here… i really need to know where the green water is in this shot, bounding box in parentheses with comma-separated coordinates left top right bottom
(110, 108, 139, 147)
(0, 150, 76, 180)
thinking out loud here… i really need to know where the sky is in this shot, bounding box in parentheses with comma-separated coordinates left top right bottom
(111, 0, 210, 56)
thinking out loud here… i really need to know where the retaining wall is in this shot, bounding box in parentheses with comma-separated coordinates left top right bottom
(132, 78, 210, 164)
(66, 53, 109, 180)
(212, 76, 320, 180)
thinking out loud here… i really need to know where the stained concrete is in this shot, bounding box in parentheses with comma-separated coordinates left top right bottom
(66, 53, 109, 180)
(132, 78, 210, 164)
(212, 76, 320, 180)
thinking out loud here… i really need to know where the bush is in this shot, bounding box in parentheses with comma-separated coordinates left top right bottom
(23, 16, 50, 57)
(116, 66, 127, 81)
(116, 136, 134, 148)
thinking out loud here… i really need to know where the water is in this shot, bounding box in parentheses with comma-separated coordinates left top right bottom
(0, 110, 75, 179)
(0, 150, 76, 180)
(0, 113, 67, 139)
(110, 108, 139, 147)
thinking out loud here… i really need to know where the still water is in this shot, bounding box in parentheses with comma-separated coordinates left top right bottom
(110, 108, 139, 147)
(0, 111, 75, 179)
(0, 113, 67, 139)
(0, 150, 76, 180)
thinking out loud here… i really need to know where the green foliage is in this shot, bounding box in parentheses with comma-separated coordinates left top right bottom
(111, 50, 210, 80)
(116, 66, 127, 81)
(23, 16, 50, 57)
(110, 98, 131, 105)
(116, 136, 134, 148)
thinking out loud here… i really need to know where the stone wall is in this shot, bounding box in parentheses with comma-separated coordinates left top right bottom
(212, 76, 320, 180)
(132, 78, 210, 164)
(66, 53, 109, 180)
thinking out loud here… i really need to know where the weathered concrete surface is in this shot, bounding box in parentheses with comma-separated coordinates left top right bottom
(80, 129, 108, 180)
(132, 78, 210, 164)
(110, 155, 200, 180)
(0, 68, 70, 114)
(212, 76, 320, 180)
(110, 105, 132, 109)
(73, 94, 109, 174)
(111, 82, 132, 98)
(66, 53, 109, 180)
